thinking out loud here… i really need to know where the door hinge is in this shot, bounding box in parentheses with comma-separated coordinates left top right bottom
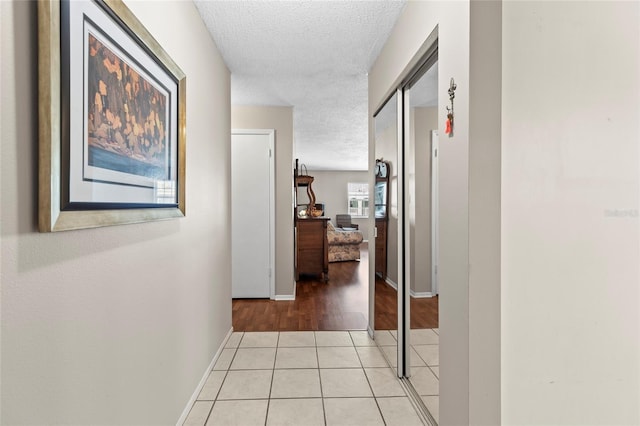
(269, 148, 272, 157)
(268, 268, 272, 278)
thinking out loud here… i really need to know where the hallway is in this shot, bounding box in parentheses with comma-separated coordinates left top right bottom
(3, 1, 637, 424)
(182, 330, 433, 425)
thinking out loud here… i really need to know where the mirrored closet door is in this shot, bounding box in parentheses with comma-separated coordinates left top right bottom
(372, 91, 402, 374)
(403, 54, 440, 420)
(371, 45, 439, 425)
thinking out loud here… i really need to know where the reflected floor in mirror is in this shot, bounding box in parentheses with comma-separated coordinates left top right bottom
(374, 328, 440, 424)
(374, 276, 439, 330)
(374, 273, 439, 424)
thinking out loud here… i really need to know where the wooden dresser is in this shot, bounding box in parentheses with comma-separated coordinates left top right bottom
(295, 217, 329, 281)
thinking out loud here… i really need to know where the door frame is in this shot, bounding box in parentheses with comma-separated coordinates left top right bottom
(431, 130, 439, 296)
(231, 129, 276, 299)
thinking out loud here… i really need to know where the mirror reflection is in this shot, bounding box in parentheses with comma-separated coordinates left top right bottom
(374, 179, 387, 219)
(405, 59, 440, 420)
(373, 92, 399, 366)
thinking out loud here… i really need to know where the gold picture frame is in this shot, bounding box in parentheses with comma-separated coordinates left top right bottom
(38, 0, 186, 232)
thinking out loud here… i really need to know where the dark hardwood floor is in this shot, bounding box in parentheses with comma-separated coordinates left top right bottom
(410, 292, 439, 329)
(374, 277, 439, 330)
(232, 244, 439, 331)
(233, 249, 369, 331)
(373, 276, 398, 330)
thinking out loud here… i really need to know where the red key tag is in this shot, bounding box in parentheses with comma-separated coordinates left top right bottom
(445, 113, 453, 135)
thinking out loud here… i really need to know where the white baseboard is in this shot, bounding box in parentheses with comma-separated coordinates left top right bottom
(176, 327, 233, 426)
(410, 290, 434, 298)
(274, 294, 295, 301)
(272, 280, 297, 301)
(385, 277, 398, 291)
(382, 278, 433, 298)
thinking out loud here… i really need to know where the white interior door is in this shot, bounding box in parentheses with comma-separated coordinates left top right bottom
(231, 130, 274, 298)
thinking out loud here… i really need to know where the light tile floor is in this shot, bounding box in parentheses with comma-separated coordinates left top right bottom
(182, 330, 428, 426)
(374, 328, 440, 424)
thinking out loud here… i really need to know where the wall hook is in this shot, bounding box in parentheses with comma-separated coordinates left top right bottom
(445, 78, 456, 137)
(448, 77, 457, 102)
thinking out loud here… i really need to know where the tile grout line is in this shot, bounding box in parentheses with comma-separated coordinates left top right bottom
(314, 333, 328, 426)
(182, 331, 243, 425)
(426, 363, 439, 380)
(199, 333, 242, 426)
(407, 331, 439, 424)
(358, 342, 389, 425)
(398, 376, 436, 426)
(263, 331, 280, 426)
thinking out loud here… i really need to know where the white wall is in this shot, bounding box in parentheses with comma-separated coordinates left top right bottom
(307, 170, 370, 239)
(231, 106, 295, 297)
(501, 2, 640, 424)
(1, 1, 232, 424)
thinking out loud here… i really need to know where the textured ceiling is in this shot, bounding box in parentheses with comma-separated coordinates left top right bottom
(195, 0, 407, 170)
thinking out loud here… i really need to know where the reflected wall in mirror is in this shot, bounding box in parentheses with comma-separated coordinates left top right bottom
(373, 92, 399, 366)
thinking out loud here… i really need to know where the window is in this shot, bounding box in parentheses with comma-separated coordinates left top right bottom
(347, 182, 369, 218)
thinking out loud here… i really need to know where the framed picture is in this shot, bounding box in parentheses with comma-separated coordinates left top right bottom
(38, 0, 186, 232)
